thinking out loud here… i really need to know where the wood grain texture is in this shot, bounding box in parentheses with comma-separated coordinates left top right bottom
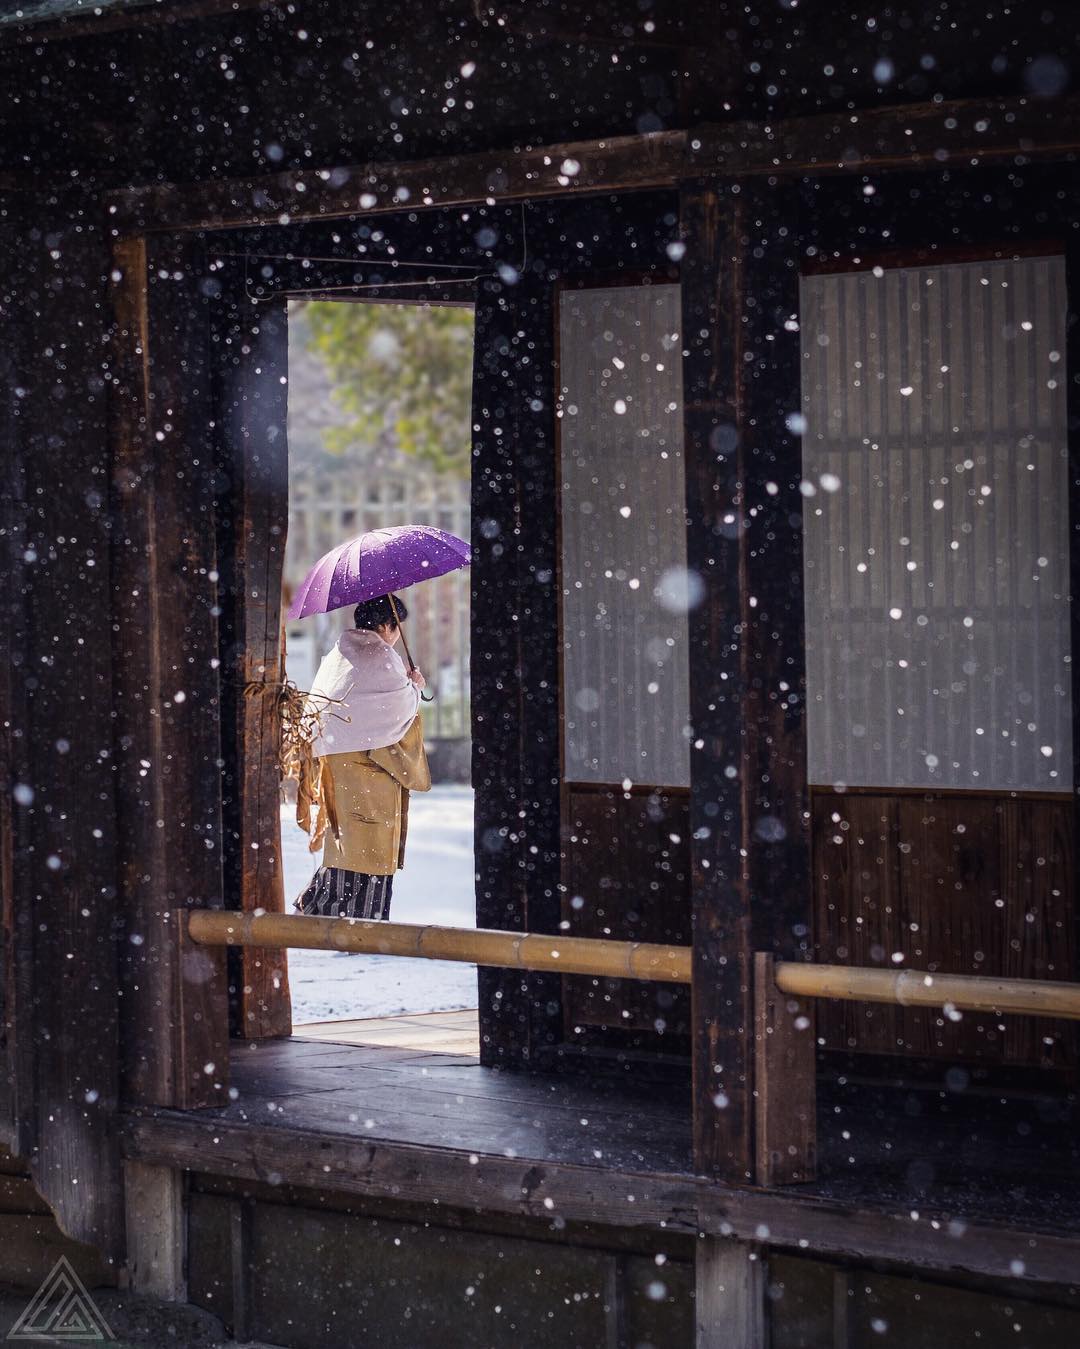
(0, 218, 125, 1257)
(562, 786, 690, 1036)
(123, 1160, 186, 1300)
(122, 1101, 1080, 1287)
(110, 233, 230, 1111)
(211, 274, 291, 1038)
(812, 790, 1075, 1068)
(681, 183, 755, 1184)
(471, 273, 563, 1069)
(104, 97, 1080, 234)
(681, 180, 813, 1180)
(754, 954, 816, 1186)
(694, 1238, 766, 1349)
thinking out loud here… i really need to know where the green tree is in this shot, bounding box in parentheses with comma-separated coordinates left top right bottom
(304, 301, 474, 478)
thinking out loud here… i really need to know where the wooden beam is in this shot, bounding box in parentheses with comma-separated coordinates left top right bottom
(104, 97, 1080, 236)
(694, 95, 1080, 177)
(0, 221, 27, 1153)
(122, 1110, 1080, 1287)
(695, 1237, 766, 1349)
(187, 910, 692, 983)
(0, 0, 280, 48)
(109, 130, 689, 235)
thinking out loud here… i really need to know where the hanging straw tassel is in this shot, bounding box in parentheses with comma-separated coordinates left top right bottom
(244, 631, 342, 847)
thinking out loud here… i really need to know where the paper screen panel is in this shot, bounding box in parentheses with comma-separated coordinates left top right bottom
(559, 284, 691, 788)
(801, 255, 1072, 791)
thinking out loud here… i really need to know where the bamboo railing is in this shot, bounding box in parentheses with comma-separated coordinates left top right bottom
(186, 911, 1080, 1019)
(773, 961, 1080, 1021)
(187, 910, 692, 984)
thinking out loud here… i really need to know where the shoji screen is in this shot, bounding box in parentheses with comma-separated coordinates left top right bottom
(558, 283, 691, 788)
(801, 255, 1072, 792)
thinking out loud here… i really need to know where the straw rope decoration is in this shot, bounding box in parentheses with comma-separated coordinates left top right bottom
(244, 634, 346, 852)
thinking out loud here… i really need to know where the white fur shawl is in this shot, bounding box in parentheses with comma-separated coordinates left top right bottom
(307, 628, 421, 757)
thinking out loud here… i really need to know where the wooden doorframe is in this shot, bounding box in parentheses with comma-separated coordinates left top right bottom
(209, 261, 292, 1040)
(110, 231, 231, 1109)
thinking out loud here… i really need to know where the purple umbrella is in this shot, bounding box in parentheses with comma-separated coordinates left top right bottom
(286, 524, 471, 621)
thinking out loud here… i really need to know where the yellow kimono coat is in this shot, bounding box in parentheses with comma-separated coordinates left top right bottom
(298, 715, 431, 875)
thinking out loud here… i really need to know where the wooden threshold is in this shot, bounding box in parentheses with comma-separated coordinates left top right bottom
(293, 1008, 480, 1056)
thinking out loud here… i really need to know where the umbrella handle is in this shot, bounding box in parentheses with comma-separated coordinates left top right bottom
(387, 593, 435, 704)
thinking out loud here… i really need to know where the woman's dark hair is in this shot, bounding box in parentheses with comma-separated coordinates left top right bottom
(353, 593, 408, 632)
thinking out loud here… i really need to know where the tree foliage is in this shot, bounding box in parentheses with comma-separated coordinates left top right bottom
(304, 301, 474, 478)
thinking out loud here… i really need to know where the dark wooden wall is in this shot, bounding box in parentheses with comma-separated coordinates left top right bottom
(562, 785, 690, 1038)
(0, 218, 25, 1147)
(813, 791, 1076, 1069)
(183, 1175, 1080, 1349)
(186, 1174, 695, 1348)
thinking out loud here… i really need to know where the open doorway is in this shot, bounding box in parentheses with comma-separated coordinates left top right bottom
(279, 297, 478, 1056)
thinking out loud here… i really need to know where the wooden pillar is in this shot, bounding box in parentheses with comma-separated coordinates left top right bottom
(111, 233, 230, 1109)
(695, 1237, 766, 1348)
(2, 208, 124, 1256)
(471, 267, 561, 1068)
(0, 216, 29, 1151)
(681, 179, 812, 1180)
(212, 275, 292, 1039)
(123, 1161, 186, 1301)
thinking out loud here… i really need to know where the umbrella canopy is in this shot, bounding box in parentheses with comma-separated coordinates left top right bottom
(286, 524, 470, 621)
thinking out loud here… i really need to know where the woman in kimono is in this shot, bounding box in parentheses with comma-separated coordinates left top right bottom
(295, 592, 431, 920)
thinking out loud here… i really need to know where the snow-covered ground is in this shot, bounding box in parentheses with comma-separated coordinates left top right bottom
(280, 785, 477, 1023)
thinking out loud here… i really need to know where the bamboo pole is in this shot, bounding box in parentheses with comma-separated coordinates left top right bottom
(187, 910, 693, 984)
(184, 911, 1080, 1018)
(773, 961, 1080, 1022)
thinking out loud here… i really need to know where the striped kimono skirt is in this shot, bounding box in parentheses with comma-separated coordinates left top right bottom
(296, 866, 393, 921)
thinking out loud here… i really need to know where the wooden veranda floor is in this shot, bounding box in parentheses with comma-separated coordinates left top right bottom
(121, 1036, 1080, 1286)
(220, 1033, 692, 1173)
